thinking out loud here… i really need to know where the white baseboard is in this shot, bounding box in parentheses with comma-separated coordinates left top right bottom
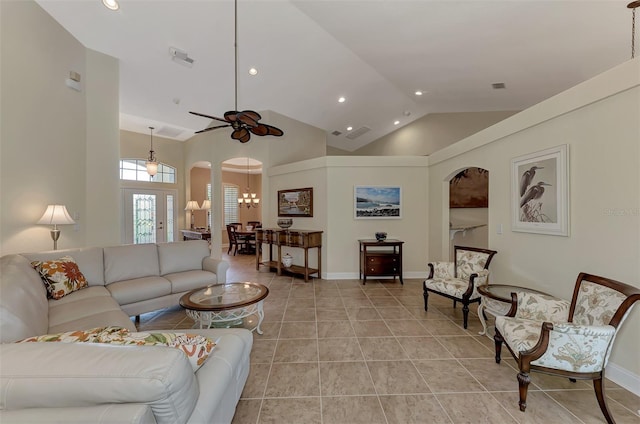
(323, 272, 426, 280)
(606, 362, 640, 396)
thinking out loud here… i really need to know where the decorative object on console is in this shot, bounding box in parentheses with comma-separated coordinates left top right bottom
(185, 200, 200, 230)
(37, 204, 76, 250)
(238, 157, 259, 208)
(375, 232, 387, 241)
(145, 126, 158, 177)
(355, 186, 401, 219)
(281, 253, 293, 268)
(188, 0, 283, 143)
(278, 187, 313, 217)
(277, 218, 293, 229)
(511, 144, 569, 236)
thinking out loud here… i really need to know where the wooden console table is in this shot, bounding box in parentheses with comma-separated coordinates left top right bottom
(181, 229, 211, 241)
(255, 229, 323, 282)
(359, 239, 403, 285)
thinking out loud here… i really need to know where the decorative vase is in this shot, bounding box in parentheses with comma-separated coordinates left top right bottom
(375, 232, 387, 241)
(277, 218, 293, 229)
(282, 253, 293, 268)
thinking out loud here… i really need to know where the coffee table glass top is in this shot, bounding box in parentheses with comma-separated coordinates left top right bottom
(180, 282, 269, 311)
(477, 284, 548, 302)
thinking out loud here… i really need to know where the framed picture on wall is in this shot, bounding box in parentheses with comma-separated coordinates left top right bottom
(354, 186, 402, 219)
(511, 144, 569, 236)
(278, 187, 313, 217)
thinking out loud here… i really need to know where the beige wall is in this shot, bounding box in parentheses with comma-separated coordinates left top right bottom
(0, 1, 119, 254)
(427, 59, 640, 387)
(354, 111, 518, 156)
(267, 156, 429, 278)
(189, 167, 211, 229)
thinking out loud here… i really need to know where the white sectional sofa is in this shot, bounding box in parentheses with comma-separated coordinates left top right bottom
(0, 240, 253, 424)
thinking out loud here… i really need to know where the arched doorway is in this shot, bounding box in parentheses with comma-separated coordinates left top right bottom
(220, 157, 262, 248)
(448, 167, 489, 259)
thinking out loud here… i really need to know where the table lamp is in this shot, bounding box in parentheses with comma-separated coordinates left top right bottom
(185, 200, 200, 230)
(201, 199, 211, 231)
(37, 204, 76, 250)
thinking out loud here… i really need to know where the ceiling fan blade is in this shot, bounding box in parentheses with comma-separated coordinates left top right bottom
(194, 124, 231, 134)
(240, 110, 262, 121)
(224, 110, 240, 122)
(236, 112, 259, 128)
(189, 111, 228, 123)
(251, 123, 284, 137)
(231, 127, 250, 143)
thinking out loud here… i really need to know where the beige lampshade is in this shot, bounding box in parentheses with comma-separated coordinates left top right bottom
(185, 200, 200, 211)
(37, 205, 75, 226)
(201, 200, 211, 210)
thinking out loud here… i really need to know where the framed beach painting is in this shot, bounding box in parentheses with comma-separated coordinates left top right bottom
(354, 186, 402, 219)
(511, 144, 569, 236)
(278, 187, 313, 217)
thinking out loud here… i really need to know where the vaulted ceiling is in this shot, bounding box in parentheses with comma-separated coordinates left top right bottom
(37, 0, 633, 151)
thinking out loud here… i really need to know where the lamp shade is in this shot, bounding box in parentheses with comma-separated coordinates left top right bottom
(185, 200, 200, 211)
(37, 205, 75, 225)
(201, 200, 211, 210)
(145, 160, 158, 177)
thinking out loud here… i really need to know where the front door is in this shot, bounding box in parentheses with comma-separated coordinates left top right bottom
(122, 188, 177, 244)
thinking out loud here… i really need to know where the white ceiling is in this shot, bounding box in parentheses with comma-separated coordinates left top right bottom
(36, 0, 633, 151)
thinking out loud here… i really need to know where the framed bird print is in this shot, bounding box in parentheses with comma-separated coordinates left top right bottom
(511, 144, 569, 236)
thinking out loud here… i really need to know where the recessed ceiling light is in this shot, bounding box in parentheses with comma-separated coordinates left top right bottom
(248, 67, 258, 76)
(338, 96, 346, 103)
(347, 126, 353, 131)
(102, 0, 119, 11)
(393, 120, 400, 126)
(415, 90, 423, 96)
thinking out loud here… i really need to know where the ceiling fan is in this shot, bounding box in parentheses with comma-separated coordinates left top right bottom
(190, 0, 284, 143)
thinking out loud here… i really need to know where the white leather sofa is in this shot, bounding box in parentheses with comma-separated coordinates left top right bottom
(0, 241, 253, 424)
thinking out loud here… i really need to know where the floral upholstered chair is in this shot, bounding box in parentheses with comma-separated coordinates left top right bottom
(494, 272, 640, 424)
(423, 245, 497, 328)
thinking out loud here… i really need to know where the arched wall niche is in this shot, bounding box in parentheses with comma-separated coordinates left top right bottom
(444, 166, 489, 260)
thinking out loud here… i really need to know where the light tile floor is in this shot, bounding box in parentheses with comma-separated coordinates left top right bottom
(137, 251, 640, 424)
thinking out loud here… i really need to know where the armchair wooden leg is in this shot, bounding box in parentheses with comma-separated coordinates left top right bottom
(517, 371, 531, 412)
(594, 377, 615, 424)
(494, 329, 503, 364)
(453, 299, 457, 308)
(423, 288, 429, 311)
(462, 302, 469, 329)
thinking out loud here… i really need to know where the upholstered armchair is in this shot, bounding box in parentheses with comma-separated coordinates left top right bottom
(423, 245, 497, 328)
(494, 272, 640, 424)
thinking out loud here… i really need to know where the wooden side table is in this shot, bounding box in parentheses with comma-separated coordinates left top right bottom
(358, 239, 403, 285)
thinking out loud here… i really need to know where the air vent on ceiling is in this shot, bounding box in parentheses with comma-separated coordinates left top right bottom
(155, 126, 184, 138)
(492, 82, 506, 89)
(346, 126, 371, 140)
(331, 130, 342, 136)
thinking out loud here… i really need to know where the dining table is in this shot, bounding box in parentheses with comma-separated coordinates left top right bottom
(235, 230, 256, 254)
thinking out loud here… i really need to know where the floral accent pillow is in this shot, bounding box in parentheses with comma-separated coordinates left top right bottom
(31, 256, 88, 299)
(17, 326, 216, 371)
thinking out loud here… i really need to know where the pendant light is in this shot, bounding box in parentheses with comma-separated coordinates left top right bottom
(145, 126, 158, 177)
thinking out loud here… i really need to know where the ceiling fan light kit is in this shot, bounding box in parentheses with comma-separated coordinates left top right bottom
(190, 0, 284, 143)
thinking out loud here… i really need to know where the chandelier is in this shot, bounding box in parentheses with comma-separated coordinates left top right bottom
(238, 157, 259, 208)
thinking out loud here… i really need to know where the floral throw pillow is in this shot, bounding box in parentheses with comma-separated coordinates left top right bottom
(31, 256, 88, 299)
(17, 326, 216, 371)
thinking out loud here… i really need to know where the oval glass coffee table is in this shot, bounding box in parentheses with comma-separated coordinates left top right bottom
(477, 284, 549, 337)
(180, 282, 269, 334)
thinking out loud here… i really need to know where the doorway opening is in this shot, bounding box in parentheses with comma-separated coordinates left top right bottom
(447, 167, 489, 259)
